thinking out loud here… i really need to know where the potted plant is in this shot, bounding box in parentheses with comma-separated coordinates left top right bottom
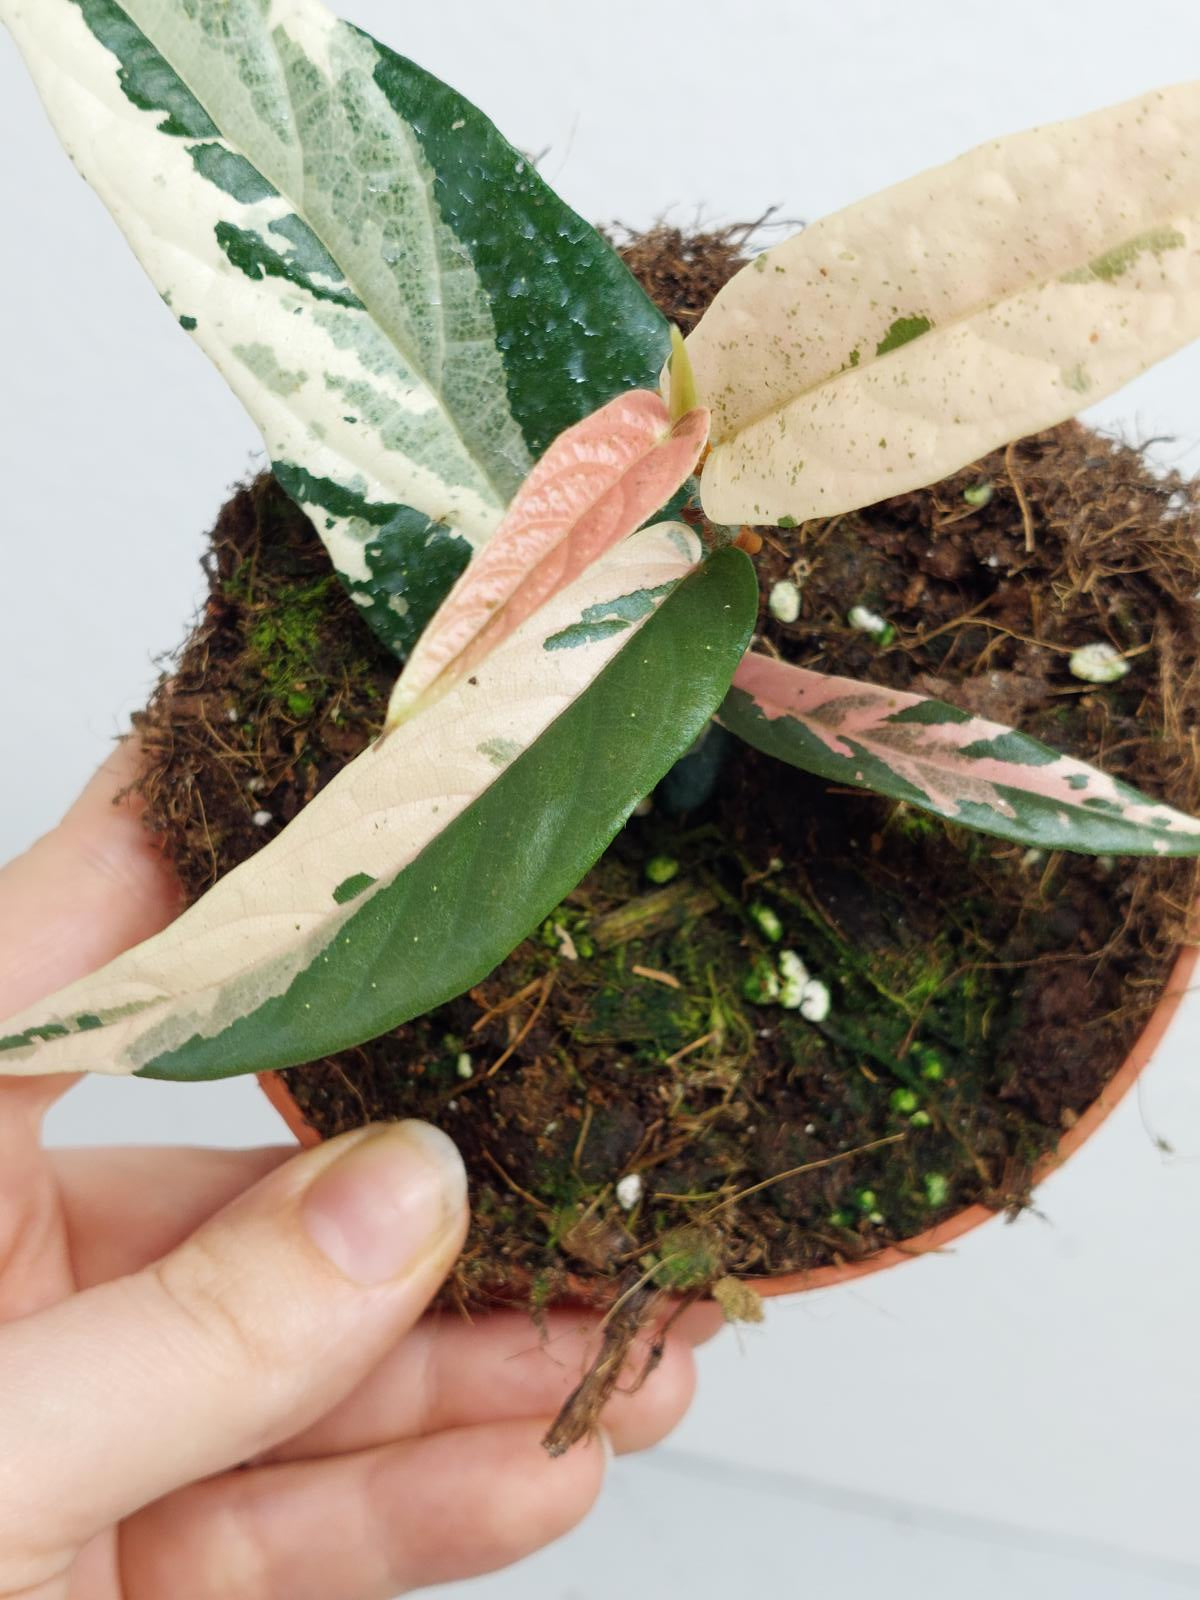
(2, 0, 1198, 1449)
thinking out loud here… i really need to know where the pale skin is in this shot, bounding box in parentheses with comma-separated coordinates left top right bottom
(0, 742, 719, 1599)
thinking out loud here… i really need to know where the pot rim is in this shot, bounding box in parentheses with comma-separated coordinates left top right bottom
(258, 938, 1199, 1300)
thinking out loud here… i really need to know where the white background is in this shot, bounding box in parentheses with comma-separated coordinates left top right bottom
(3, 2, 1200, 1596)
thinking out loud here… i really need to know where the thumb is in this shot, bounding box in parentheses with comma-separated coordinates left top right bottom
(0, 1120, 467, 1574)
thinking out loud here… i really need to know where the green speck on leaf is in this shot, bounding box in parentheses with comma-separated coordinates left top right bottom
(875, 315, 933, 357)
(332, 873, 377, 906)
(188, 143, 277, 204)
(477, 737, 522, 768)
(1062, 226, 1186, 285)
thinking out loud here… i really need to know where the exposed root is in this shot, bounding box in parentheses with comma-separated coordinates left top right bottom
(541, 1272, 665, 1457)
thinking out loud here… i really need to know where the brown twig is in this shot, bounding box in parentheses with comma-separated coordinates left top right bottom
(486, 972, 555, 1077)
(481, 1149, 552, 1214)
(663, 1030, 720, 1068)
(698, 1132, 907, 1219)
(632, 964, 682, 989)
(470, 977, 543, 1035)
(1006, 440, 1036, 552)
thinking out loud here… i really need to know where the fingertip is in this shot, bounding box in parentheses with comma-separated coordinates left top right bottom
(299, 1120, 468, 1287)
(670, 1300, 727, 1348)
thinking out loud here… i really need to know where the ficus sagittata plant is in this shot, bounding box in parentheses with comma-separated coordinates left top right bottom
(1, 0, 1198, 1083)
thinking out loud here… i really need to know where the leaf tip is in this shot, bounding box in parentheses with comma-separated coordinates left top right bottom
(668, 325, 700, 423)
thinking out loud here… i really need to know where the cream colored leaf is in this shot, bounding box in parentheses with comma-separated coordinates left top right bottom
(686, 83, 1200, 525)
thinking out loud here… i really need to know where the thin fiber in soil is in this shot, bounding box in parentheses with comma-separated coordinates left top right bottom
(134, 231, 1200, 1325)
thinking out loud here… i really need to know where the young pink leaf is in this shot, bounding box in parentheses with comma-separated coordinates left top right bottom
(385, 390, 710, 729)
(720, 652, 1200, 856)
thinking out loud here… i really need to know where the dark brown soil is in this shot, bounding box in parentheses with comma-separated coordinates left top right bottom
(135, 231, 1200, 1330)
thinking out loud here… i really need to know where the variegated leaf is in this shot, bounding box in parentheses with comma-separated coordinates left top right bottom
(720, 653, 1200, 856)
(685, 83, 1200, 527)
(386, 392, 711, 730)
(2, 0, 668, 653)
(0, 539, 756, 1080)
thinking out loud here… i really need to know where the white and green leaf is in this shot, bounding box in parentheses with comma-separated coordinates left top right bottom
(0, 538, 756, 1080)
(685, 83, 1200, 526)
(2, 0, 668, 652)
(721, 652, 1200, 856)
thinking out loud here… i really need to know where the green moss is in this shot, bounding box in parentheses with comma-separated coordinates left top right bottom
(243, 572, 340, 703)
(652, 1227, 723, 1290)
(538, 906, 596, 960)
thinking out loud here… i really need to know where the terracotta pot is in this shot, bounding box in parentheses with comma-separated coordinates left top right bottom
(259, 941, 1199, 1300)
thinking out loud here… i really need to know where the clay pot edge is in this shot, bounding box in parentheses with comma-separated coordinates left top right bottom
(257, 939, 1200, 1301)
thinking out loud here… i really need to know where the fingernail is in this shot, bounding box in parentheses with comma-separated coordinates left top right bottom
(302, 1121, 467, 1285)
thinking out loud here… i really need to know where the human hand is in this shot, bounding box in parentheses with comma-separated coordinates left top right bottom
(0, 743, 717, 1598)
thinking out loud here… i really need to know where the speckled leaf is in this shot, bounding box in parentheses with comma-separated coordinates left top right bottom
(721, 653, 1200, 856)
(2, 0, 668, 653)
(686, 84, 1200, 526)
(386, 392, 710, 729)
(0, 541, 757, 1080)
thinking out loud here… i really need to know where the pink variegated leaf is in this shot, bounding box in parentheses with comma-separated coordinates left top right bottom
(385, 390, 710, 729)
(720, 652, 1200, 856)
